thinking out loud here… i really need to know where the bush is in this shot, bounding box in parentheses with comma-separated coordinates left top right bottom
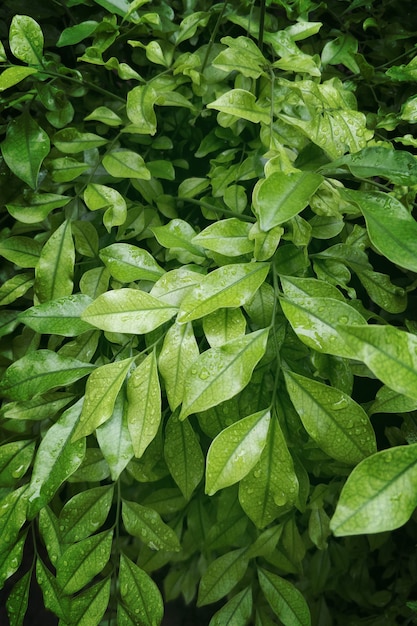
(1, 0, 417, 624)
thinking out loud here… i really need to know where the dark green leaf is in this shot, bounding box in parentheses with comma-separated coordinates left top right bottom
(59, 485, 114, 543)
(258, 567, 311, 626)
(119, 554, 164, 625)
(197, 548, 250, 606)
(6, 569, 31, 626)
(122, 499, 180, 551)
(164, 413, 204, 500)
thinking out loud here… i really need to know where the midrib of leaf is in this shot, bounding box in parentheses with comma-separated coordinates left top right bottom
(50, 221, 71, 301)
(61, 532, 111, 592)
(3, 364, 92, 396)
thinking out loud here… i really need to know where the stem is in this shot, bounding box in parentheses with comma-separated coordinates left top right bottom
(178, 197, 256, 222)
(201, 0, 228, 73)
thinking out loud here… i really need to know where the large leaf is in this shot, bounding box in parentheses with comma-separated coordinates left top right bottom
(9, 15, 44, 65)
(206, 410, 271, 495)
(164, 413, 204, 500)
(258, 567, 311, 626)
(119, 554, 164, 626)
(35, 220, 75, 303)
(197, 548, 250, 606)
(330, 443, 417, 535)
(177, 263, 269, 323)
(209, 587, 253, 626)
(59, 485, 114, 543)
(284, 371, 376, 464)
(72, 357, 135, 440)
(122, 499, 180, 551)
(127, 352, 161, 458)
(81, 288, 178, 334)
(0, 351, 93, 401)
(67, 578, 111, 626)
(99, 243, 164, 283)
(179, 329, 269, 420)
(18, 294, 93, 336)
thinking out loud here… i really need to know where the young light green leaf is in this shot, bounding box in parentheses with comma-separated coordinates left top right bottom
(0, 66, 38, 91)
(193, 218, 254, 256)
(253, 172, 323, 231)
(6, 193, 70, 224)
(96, 392, 134, 480)
(203, 308, 247, 348)
(126, 85, 157, 135)
(177, 263, 269, 323)
(207, 89, 270, 124)
(53, 127, 108, 153)
(175, 11, 210, 44)
(2, 112, 50, 189)
(27, 399, 86, 516)
(0, 273, 33, 306)
(84, 184, 127, 232)
(0, 236, 42, 268)
(6, 568, 31, 626)
(369, 386, 417, 416)
(67, 578, 111, 626)
(102, 150, 151, 179)
(56, 529, 113, 594)
(258, 567, 311, 626)
(164, 413, 204, 500)
(179, 329, 269, 420)
(0, 393, 74, 422)
(84, 106, 123, 125)
(9, 15, 44, 65)
(213, 35, 267, 78)
(197, 548, 250, 606)
(158, 322, 200, 410)
(127, 352, 161, 458)
(81, 288, 178, 334)
(122, 499, 180, 551)
(36, 558, 70, 621)
(19, 294, 93, 336)
(119, 554, 164, 626)
(72, 357, 134, 440)
(209, 586, 253, 626)
(35, 220, 75, 303)
(0, 351, 93, 401)
(284, 371, 376, 464)
(330, 443, 417, 536)
(239, 416, 299, 528)
(99, 243, 164, 283)
(59, 485, 114, 543)
(152, 219, 206, 263)
(151, 268, 203, 307)
(0, 440, 35, 487)
(206, 410, 271, 495)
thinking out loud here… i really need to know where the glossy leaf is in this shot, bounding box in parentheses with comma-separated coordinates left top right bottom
(179, 329, 269, 420)
(122, 499, 180, 551)
(258, 567, 311, 626)
(6, 193, 70, 224)
(9, 15, 44, 65)
(0, 236, 42, 268)
(119, 554, 164, 625)
(197, 548, 250, 606)
(203, 308, 247, 348)
(151, 268, 203, 307)
(81, 288, 177, 334)
(72, 357, 134, 440)
(127, 352, 161, 457)
(59, 485, 114, 543)
(356, 270, 406, 314)
(177, 263, 269, 323)
(27, 400, 86, 516)
(19, 294, 93, 336)
(207, 89, 270, 124)
(206, 410, 271, 495)
(193, 218, 254, 256)
(67, 578, 111, 626)
(99, 243, 164, 283)
(126, 85, 157, 134)
(164, 413, 204, 500)
(0, 273, 33, 306)
(369, 386, 417, 416)
(72, 221, 99, 257)
(35, 220, 75, 303)
(152, 219, 205, 263)
(6, 569, 31, 626)
(331, 443, 417, 535)
(36, 558, 69, 621)
(84, 183, 127, 232)
(0, 393, 73, 422)
(2, 112, 50, 189)
(96, 392, 134, 480)
(38, 507, 62, 566)
(102, 149, 151, 179)
(0, 485, 28, 553)
(56, 529, 113, 594)
(0, 66, 37, 91)
(0, 533, 27, 589)
(53, 127, 108, 153)
(0, 440, 35, 487)
(209, 586, 253, 626)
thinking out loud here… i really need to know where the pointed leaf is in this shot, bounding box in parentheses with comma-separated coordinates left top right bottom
(0, 440, 35, 487)
(38, 507, 62, 566)
(35, 220, 75, 303)
(122, 499, 180, 551)
(127, 352, 161, 457)
(84, 184, 127, 232)
(49, 157, 90, 182)
(193, 218, 254, 256)
(197, 548, 250, 606)
(0, 66, 38, 91)
(126, 85, 157, 135)
(56, 529, 113, 594)
(6, 193, 70, 224)
(119, 554, 164, 625)
(72, 357, 135, 440)
(203, 308, 247, 348)
(6, 569, 31, 626)
(207, 89, 270, 124)
(59, 485, 114, 543)
(103, 150, 151, 179)
(0, 393, 74, 422)
(178, 263, 269, 323)
(96, 392, 134, 480)
(151, 268, 203, 307)
(179, 329, 268, 420)
(99, 243, 164, 283)
(53, 127, 108, 153)
(0, 273, 34, 306)
(9, 15, 44, 65)
(330, 443, 417, 535)
(209, 586, 253, 626)
(36, 558, 70, 621)
(0, 236, 42, 268)
(164, 413, 204, 500)
(158, 322, 199, 410)
(0, 533, 27, 589)
(68, 578, 111, 626)
(81, 288, 177, 334)
(206, 410, 271, 495)
(19, 294, 93, 336)
(258, 567, 311, 626)
(0, 485, 28, 554)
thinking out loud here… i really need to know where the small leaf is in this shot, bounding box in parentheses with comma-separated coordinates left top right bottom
(99, 243, 164, 283)
(0, 273, 34, 306)
(57, 20, 98, 47)
(119, 554, 164, 626)
(6, 569, 31, 626)
(59, 485, 114, 543)
(96, 392, 134, 480)
(0, 66, 37, 91)
(19, 294, 93, 336)
(207, 89, 270, 124)
(258, 567, 311, 626)
(127, 352, 161, 457)
(0, 534, 27, 589)
(56, 529, 113, 594)
(9, 15, 44, 65)
(0, 485, 28, 553)
(179, 329, 269, 420)
(0, 236, 42, 268)
(330, 443, 417, 535)
(35, 220, 75, 303)
(197, 548, 250, 606)
(126, 85, 157, 135)
(122, 499, 180, 551)
(72, 357, 135, 440)
(2, 112, 50, 189)
(103, 150, 151, 179)
(84, 184, 127, 232)
(81, 288, 177, 334)
(0, 440, 35, 487)
(164, 413, 204, 500)
(209, 586, 253, 626)
(53, 127, 108, 153)
(206, 410, 271, 495)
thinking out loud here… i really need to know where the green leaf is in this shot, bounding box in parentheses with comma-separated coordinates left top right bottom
(6, 569, 31, 626)
(284, 371, 376, 464)
(96, 392, 134, 480)
(119, 554, 164, 625)
(2, 112, 50, 189)
(158, 322, 200, 410)
(0, 236, 42, 268)
(38, 507, 62, 566)
(72, 221, 99, 258)
(0, 351, 93, 401)
(68, 578, 111, 626)
(239, 414, 298, 528)
(206, 409, 271, 495)
(179, 329, 269, 420)
(175, 11, 210, 45)
(27, 400, 86, 516)
(81, 288, 178, 334)
(0, 66, 37, 91)
(330, 443, 417, 535)
(126, 85, 157, 135)
(99, 243, 164, 283)
(0, 393, 74, 422)
(164, 413, 204, 500)
(253, 172, 323, 231)
(369, 386, 417, 416)
(53, 127, 108, 153)
(35, 220, 75, 303)
(103, 150, 151, 179)
(151, 268, 202, 307)
(9, 15, 44, 65)
(213, 35, 267, 78)
(193, 218, 254, 256)
(36, 558, 70, 621)
(258, 567, 311, 626)
(345, 190, 417, 274)
(203, 308, 247, 348)
(7, 192, 71, 224)
(178, 263, 269, 323)
(57, 21, 98, 47)
(0, 533, 27, 589)
(321, 33, 360, 73)
(48, 157, 90, 182)
(0, 273, 33, 306)
(0, 440, 35, 487)
(356, 269, 407, 314)
(56, 529, 113, 594)
(127, 352, 161, 457)
(209, 586, 253, 626)
(72, 357, 134, 440)
(84, 184, 127, 232)
(122, 499, 180, 551)
(19, 294, 93, 336)
(0, 485, 28, 553)
(197, 548, 250, 606)
(207, 89, 270, 124)
(59, 485, 114, 543)
(152, 219, 205, 263)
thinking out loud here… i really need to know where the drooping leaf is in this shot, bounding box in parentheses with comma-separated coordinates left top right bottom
(258, 567, 311, 626)
(122, 499, 180, 551)
(209, 586, 253, 626)
(330, 443, 417, 536)
(72, 357, 134, 440)
(164, 413, 204, 500)
(9, 15, 44, 65)
(96, 392, 134, 480)
(99, 243, 164, 283)
(35, 220, 75, 303)
(179, 329, 269, 420)
(59, 485, 114, 543)
(18, 294, 93, 336)
(197, 548, 250, 606)
(119, 554, 164, 626)
(127, 352, 161, 458)
(67, 578, 111, 626)
(206, 410, 271, 495)
(6, 569, 31, 626)
(36, 558, 69, 621)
